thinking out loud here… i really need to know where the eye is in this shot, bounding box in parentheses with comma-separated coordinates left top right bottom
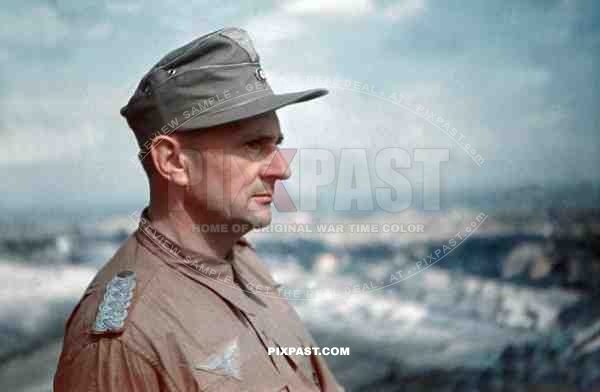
(243, 137, 278, 159)
(243, 140, 266, 160)
(245, 137, 275, 152)
(245, 140, 264, 150)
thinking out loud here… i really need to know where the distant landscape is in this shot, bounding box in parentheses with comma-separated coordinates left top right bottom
(1, 183, 599, 391)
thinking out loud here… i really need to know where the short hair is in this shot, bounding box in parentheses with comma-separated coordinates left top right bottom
(138, 149, 156, 179)
(136, 127, 219, 180)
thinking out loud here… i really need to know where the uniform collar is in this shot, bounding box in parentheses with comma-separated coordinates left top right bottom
(135, 207, 271, 315)
(137, 207, 244, 261)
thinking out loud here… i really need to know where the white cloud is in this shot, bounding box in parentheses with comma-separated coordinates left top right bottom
(85, 22, 114, 41)
(281, 0, 426, 21)
(260, 70, 489, 201)
(282, 0, 375, 17)
(0, 6, 68, 47)
(0, 49, 9, 63)
(105, 1, 143, 15)
(242, 10, 307, 50)
(382, 0, 427, 21)
(0, 262, 97, 333)
(0, 80, 131, 165)
(0, 122, 100, 165)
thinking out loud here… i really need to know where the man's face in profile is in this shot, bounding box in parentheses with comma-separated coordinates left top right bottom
(180, 111, 290, 229)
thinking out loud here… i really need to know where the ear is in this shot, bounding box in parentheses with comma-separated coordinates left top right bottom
(149, 134, 190, 187)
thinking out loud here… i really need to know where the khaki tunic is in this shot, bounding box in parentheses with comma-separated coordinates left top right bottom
(54, 208, 344, 392)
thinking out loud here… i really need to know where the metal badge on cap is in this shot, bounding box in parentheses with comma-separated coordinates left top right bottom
(255, 67, 267, 82)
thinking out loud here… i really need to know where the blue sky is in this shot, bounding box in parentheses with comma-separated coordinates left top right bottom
(1, 0, 598, 212)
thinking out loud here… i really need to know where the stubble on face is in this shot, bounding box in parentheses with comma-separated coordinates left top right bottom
(179, 112, 282, 230)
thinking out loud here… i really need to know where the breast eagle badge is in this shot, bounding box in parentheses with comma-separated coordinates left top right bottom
(194, 337, 242, 380)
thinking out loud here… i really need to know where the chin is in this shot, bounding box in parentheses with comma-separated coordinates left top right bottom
(244, 211, 272, 229)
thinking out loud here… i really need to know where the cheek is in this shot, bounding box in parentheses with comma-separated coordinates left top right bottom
(227, 172, 252, 203)
(192, 156, 224, 199)
(228, 161, 261, 197)
(205, 165, 224, 188)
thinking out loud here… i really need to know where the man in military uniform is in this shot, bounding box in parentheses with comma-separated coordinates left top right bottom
(54, 27, 344, 391)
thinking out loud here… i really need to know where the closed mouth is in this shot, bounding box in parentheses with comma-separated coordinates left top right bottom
(253, 194, 273, 204)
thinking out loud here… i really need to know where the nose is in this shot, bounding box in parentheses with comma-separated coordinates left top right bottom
(263, 148, 292, 181)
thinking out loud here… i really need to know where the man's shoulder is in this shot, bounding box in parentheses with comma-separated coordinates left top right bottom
(58, 234, 163, 355)
(58, 233, 270, 365)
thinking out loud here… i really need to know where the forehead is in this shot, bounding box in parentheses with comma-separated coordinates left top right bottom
(182, 112, 282, 146)
(230, 112, 282, 141)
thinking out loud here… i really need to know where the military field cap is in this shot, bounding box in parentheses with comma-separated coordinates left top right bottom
(120, 27, 328, 148)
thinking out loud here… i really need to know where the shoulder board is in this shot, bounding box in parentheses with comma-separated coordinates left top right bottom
(91, 270, 136, 335)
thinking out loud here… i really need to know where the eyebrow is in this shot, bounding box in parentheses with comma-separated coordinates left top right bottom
(241, 129, 284, 145)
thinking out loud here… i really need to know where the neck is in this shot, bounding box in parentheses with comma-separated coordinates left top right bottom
(147, 202, 241, 260)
